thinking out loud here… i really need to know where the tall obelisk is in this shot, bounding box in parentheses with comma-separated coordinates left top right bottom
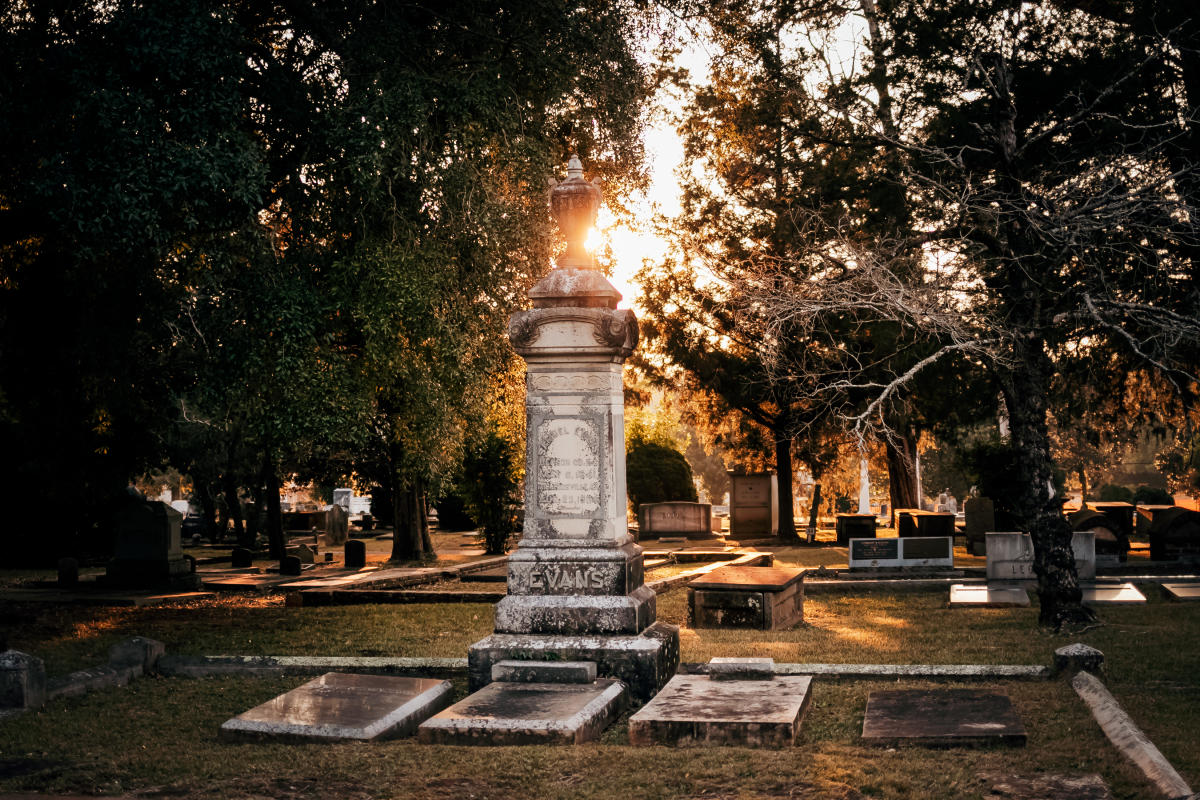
(467, 156, 679, 702)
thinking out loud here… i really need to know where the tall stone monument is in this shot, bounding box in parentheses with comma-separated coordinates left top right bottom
(467, 156, 679, 702)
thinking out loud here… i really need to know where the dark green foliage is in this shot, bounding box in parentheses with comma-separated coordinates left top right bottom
(626, 439, 698, 514)
(433, 496, 476, 533)
(1098, 484, 1135, 503)
(458, 429, 521, 555)
(1132, 486, 1174, 506)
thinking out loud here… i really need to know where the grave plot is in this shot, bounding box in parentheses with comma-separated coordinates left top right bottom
(1161, 582, 1200, 601)
(687, 565, 804, 630)
(628, 658, 812, 747)
(948, 584, 1030, 607)
(861, 689, 1027, 747)
(1082, 583, 1146, 605)
(219, 672, 453, 742)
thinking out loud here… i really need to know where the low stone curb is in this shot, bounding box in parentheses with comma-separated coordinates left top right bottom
(679, 662, 1050, 680)
(1072, 670, 1194, 799)
(296, 588, 506, 606)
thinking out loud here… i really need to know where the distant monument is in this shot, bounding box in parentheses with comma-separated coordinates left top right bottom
(467, 155, 680, 703)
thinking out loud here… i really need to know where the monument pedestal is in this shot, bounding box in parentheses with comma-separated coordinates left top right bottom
(464, 156, 679, 716)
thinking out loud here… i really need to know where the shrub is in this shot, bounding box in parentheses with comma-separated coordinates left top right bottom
(1098, 484, 1134, 503)
(626, 439, 697, 514)
(1132, 485, 1174, 506)
(458, 429, 521, 554)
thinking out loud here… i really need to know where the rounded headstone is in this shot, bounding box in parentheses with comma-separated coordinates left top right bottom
(1054, 642, 1105, 676)
(345, 539, 366, 569)
(231, 547, 253, 568)
(280, 555, 302, 576)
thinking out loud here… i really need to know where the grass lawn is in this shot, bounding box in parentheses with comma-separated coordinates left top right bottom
(2, 576, 1198, 799)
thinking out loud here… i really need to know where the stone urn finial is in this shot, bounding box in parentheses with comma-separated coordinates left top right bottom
(548, 154, 602, 269)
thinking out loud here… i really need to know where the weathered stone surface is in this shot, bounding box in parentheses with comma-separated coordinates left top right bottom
(639, 502, 713, 540)
(418, 679, 625, 746)
(628, 674, 812, 747)
(491, 660, 597, 684)
(1161, 582, 1200, 601)
(728, 473, 777, 538)
(1054, 643, 1104, 676)
(1082, 583, 1146, 605)
(949, 584, 1030, 607)
(688, 566, 803, 630)
(707, 657, 775, 681)
(0, 650, 46, 710)
(861, 689, 1027, 747)
(108, 636, 165, 674)
(986, 532, 1096, 584)
(219, 672, 453, 742)
(468, 621, 679, 703)
(979, 771, 1111, 800)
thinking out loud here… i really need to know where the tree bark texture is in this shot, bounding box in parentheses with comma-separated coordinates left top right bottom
(885, 433, 920, 511)
(775, 436, 799, 540)
(1003, 339, 1094, 630)
(263, 455, 284, 561)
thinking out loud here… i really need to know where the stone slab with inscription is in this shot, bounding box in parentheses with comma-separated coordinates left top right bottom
(862, 689, 1026, 747)
(986, 531, 1096, 584)
(639, 502, 713, 540)
(219, 673, 452, 742)
(628, 674, 812, 747)
(848, 536, 953, 570)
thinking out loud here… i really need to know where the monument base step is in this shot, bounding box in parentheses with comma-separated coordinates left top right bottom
(468, 620, 680, 703)
(417, 679, 625, 745)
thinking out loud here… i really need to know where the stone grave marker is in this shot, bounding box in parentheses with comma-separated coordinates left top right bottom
(848, 536, 953, 570)
(985, 531, 1095, 584)
(332, 488, 353, 511)
(728, 472, 778, 537)
(949, 584, 1030, 607)
(978, 771, 1111, 800)
(1082, 583, 1146, 605)
(862, 689, 1026, 747)
(326, 504, 349, 546)
(344, 539, 366, 569)
(220, 672, 452, 742)
(231, 547, 253, 568)
(835, 513, 876, 545)
(628, 662, 812, 747)
(105, 501, 200, 590)
(459, 154, 678, 748)
(1147, 507, 1200, 561)
(963, 496, 995, 556)
(638, 501, 713, 540)
(687, 565, 804, 630)
(1161, 583, 1200, 602)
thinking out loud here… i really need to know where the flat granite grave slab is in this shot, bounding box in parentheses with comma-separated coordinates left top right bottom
(628, 674, 812, 747)
(949, 584, 1030, 608)
(1082, 583, 1146, 605)
(417, 679, 625, 745)
(219, 672, 452, 742)
(862, 689, 1026, 747)
(1160, 583, 1200, 602)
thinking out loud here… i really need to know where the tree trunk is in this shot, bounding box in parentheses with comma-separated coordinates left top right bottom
(222, 473, 249, 547)
(1003, 341, 1094, 630)
(1078, 467, 1089, 511)
(774, 435, 798, 541)
(885, 432, 920, 512)
(262, 454, 284, 561)
(195, 480, 220, 543)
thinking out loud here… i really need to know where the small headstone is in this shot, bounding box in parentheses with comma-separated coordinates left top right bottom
(0, 650, 46, 710)
(324, 551, 334, 562)
(57, 557, 79, 587)
(108, 636, 165, 674)
(964, 496, 996, 556)
(1053, 643, 1104, 676)
(344, 539, 366, 569)
(231, 547, 253, 568)
(220, 672, 453, 741)
(106, 500, 200, 589)
(949, 584, 1030, 607)
(418, 679, 625, 746)
(836, 513, 876, 545)
(1082, 583, 1146, 605)
(862, 689, 1026, 747)
(1161, 582, 1200, 602)
(326, 504, 349, 546)
(628, 674, 812, 747)
(280, 555, 302, 576)
(728, 473, 778, 537)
